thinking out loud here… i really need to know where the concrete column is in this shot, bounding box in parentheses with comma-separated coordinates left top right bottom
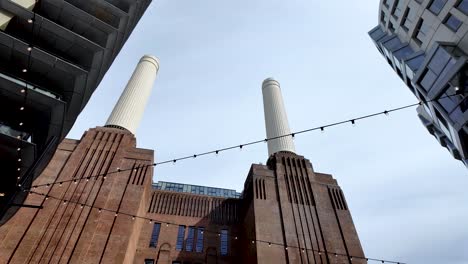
(105, 55, 159, 135)
(262, 78, 296, 156)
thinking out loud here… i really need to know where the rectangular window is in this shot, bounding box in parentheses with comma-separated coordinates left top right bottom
(401, 7, 416, 31)
(384, 0, 392, 8)
(145, 260, 155, 264)
(392, 0, 404, 17)
(429, 0, 447, 15)
(185, 227, 195, 251)
(414, 18, 429, 44)
(176, 226, 185, 251)
(444, 14, 462, 32)
(220, 229, 228, 256)
(196, 227, 204, 253)
(419, 68, 438, 91)
(149, 223, 161, 247)
(458, 0, 468, 14)
(389, 21, 396, 32)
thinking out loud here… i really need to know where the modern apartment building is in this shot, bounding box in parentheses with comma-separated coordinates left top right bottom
(369, 0, 468, 167)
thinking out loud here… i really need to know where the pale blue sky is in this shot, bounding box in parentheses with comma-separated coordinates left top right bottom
(69, 1, 468, 263)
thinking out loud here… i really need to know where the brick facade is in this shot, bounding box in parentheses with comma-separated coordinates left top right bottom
(0, 127, 365, 263)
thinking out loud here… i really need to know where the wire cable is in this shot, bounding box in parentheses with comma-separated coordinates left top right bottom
(25, 92, 466, 191)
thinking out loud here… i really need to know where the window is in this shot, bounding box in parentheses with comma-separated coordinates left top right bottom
(176, 226, 185, 251)
(428, 47, 451, 74)
(383, 0, 393, 8)
(414, 18, 429, 44)
(419, 68, 438, 91)
(381, 11, 386, 25)
(401, 7, 415, 31)
(145, 260, 155, 264)
(392, 0, 404, 17)
(185, 227, 195, 252)
(405, 53, 426, 72)
(220, 229, 228, 256)
(196, 227, 204, 253)
(457, 0, 468, 14)
(444, 14, 462, 32)
(389, 21, 396, 32)
(149, 223, 161, 247)
(429, 0, 447, 15)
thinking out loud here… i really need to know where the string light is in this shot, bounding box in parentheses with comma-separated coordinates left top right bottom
(23, 93, 466, 192)
(25, 190, 405, 264)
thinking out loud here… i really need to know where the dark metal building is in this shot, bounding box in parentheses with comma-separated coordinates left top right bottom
(0, 0, 152, 222)
(369, 0, 468, 167)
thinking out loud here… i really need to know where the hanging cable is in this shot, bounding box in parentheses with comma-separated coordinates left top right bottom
(25, 92, 466, 191)
(26, 190, 405, 264)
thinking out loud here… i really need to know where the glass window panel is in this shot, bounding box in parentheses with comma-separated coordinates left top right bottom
(445, 14, 462, 32)
(406, 53, 425, 71)
(145, 259, 155, 264)
(392, 0, 404, 17)
(429, 0, 447, 15)
(428, 47, 451, 74)
(176, 226, 185, 251)
(394, 46, 414, 60)
(149, 223, 161, 248)
(196, 227, 204, 253)
(458, 0, 468, 14)
(420, 69, 438, 91)
(185, 227, 195, 251)
(220, 229, 228, 256)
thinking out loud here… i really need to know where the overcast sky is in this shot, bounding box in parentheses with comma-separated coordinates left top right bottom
(68, 0, 468, 263)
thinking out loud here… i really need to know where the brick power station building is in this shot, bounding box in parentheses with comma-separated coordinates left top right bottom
(0, 56, 365, 263)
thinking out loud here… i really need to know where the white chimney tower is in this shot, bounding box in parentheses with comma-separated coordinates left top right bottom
(262, 78, 296, 156)
(105, 55, 159, 134)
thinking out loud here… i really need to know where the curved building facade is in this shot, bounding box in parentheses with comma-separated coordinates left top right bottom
(369, 0, 468, 167)
(0, 0, 153, 222)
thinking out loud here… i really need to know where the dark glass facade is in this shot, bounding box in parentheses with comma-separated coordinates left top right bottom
(153, 181, 241, 198)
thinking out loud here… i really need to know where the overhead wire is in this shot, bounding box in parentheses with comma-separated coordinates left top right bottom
(26, 190, 406, 264)
(25, 92, 466, 191)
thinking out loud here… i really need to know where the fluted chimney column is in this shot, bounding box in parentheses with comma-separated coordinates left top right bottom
(262, 78, 296, 156)
(105, 55, 159, 134)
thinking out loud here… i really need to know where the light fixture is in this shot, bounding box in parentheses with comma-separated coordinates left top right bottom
(20, 106, 24, 111)
(27, 46, 32, 51)
(27, 18, 33, 23)
(22, 69, 27, 73)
